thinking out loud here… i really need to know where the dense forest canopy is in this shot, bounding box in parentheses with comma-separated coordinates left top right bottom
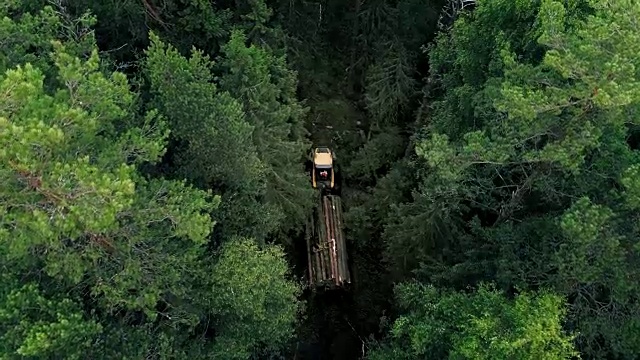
(1, 0, 640, 359)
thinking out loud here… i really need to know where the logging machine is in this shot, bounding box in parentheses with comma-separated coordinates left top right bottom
(311, 146, 335, 190)
(306, 146, 351, 289)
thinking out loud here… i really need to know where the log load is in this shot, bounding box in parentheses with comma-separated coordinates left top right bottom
(307, 195, 351, 288)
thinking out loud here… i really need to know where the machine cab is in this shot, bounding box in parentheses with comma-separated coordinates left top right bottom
(312, 147, 334, 189)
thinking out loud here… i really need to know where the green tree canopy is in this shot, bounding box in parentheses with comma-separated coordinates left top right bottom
(367, 283, 577, 360)
(380, 0, 640, 357)
(0, 8, 303, 357)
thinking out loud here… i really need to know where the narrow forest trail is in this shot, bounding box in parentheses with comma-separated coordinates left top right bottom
(295, 96, 370, 359)
(308, 95, 366, 143)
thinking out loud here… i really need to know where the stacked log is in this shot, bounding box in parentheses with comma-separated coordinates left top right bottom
(307, 195, 351, 288)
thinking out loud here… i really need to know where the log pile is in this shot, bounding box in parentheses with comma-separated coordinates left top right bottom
(307, 195, 351, 288)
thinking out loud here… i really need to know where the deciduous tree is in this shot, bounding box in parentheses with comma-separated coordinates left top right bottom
(367, 283, 577, 360)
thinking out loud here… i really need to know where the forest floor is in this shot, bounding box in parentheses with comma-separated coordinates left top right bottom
(307, 97, 365, 151)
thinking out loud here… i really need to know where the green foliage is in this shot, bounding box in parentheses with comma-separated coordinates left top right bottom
(367, 283, 578, 360)
(209, 238, 303, 358)
(8, 0, 640, 358)
(0, 282, 102, 359)
(0, 0, 346, 358)
(0, 2, 98, 79)
(425, 0, 545, 138)
(219, 29, 314, 238)
(365, 43, 417, 125)
(62, 0, 232, 62)
(0, 42, 219, 320)
(145, 27, 315, 242)
(0, 3, 61, 75)
(360, 0, 441, 126)
(377, 0, 640, 357)
(0, 33, 305, 357)
(347, 127, 406, 183)
(143, 31, 272, 241)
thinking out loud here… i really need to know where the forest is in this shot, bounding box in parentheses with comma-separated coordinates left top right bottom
(1, 0, 639, 358)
